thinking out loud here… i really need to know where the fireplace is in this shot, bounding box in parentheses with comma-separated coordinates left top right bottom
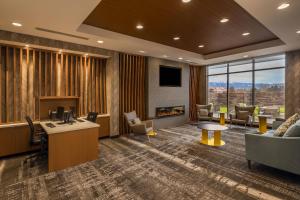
(156, 105, 185, 118)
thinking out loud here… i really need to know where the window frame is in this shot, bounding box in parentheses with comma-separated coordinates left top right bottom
(207, 54, 286, 117)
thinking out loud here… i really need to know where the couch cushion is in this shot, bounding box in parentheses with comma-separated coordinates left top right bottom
(235, 105, 255, 115)
(199, 109, 208, 116)
(283, 120, 300, 137)
(236, 111, 249, 121)
(196, 104, 212, 112)
(274, 113, 300, 137)
(132, 118, 142, 125)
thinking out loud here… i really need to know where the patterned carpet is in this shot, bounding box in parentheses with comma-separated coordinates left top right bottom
(0, 124, 300, 200)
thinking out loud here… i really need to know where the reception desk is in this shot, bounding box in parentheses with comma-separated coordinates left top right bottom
(40, 120, 100, 172)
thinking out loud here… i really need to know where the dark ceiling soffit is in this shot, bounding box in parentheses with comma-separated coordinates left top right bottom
(203, 39, 285, 60)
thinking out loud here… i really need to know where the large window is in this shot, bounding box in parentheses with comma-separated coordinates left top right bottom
(207, 54, 285, 122)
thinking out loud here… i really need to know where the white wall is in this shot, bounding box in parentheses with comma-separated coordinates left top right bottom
(148, 57, 190, 129)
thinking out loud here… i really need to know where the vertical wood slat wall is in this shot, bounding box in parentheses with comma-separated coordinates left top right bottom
(0, 44, 107, 124)
(119, 53, 147, 135)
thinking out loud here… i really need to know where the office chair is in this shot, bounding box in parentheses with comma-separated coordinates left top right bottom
(24, 116, 48, 163)
(87, 112, 98, 123)
(56, 106, 65, 120)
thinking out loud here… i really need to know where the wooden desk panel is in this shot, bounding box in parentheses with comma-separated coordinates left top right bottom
(96, 116, 110, 138)
(48, 127, 99, 172)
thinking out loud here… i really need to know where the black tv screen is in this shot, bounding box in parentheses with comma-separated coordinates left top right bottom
(159, 66, 182, 87)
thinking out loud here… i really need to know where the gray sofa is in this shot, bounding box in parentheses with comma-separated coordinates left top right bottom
(245, 119, 300, 175)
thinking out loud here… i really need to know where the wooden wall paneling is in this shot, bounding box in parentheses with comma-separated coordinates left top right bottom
(50, 52, 53, 96)
(32, 50, 36, 120)
(95, 60, 99, 112)
(44, 52, 48, 96)
(20, 49, 23, 121)
(0, 44, 107, 124)
(13, 48, 16, 122)
(5, 47, 9, 123)
(75, 56, 78, 97)
(103, 60, 107, 113)
(0, 46, 2, 124)
(99, 60, 104, 113)
(65, 54, 68, 96)
(70, 55, 73, 96)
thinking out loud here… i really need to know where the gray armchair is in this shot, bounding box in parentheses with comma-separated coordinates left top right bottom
(124, 111, 154, 141)
(196, 104, 213, 121)
(245, 119, 300, 175)
(230, 105, 255, 127)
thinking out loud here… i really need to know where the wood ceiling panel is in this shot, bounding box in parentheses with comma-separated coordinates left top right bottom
(83, 0, 282, 55)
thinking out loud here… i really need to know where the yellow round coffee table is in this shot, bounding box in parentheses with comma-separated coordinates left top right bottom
(198, 124, 228, 147)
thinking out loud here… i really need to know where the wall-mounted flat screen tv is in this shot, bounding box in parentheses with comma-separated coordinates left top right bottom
(159, 65, 182, 87)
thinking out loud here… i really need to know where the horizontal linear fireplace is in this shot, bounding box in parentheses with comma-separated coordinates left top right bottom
(156, 105, 185, 118)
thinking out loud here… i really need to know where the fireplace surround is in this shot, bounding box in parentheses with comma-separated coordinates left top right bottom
(156, 105, 185, 118)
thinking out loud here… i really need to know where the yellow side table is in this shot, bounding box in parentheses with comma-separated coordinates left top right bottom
(219, 113, 225, 125)
(199, 124, 228, 147)
(147, 130, 157, 136)
(258, 115, 272, 134)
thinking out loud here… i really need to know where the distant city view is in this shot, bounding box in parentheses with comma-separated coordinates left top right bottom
(207, 55, 285, 122)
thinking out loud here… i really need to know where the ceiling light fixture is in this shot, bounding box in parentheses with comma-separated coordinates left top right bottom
(97, 40, 104, 44)
(163, 55, 168, 58)
(178, 57, 183, 60)
(198, 45, 205, 48)
(59, 49, 62, 53)
(277, 3, 290, 10)
(182, 0, 192, 3)
(242, 32, 250, 36)
(25, 44, 29, 48)
(136, 24, 144, 30)
(85, 53, 89, 57)
(173, 37, 180, 41)
(297, 30, 300, 34)
(12, 22, 22, 27)
(243, 55, 249, 58)
(220, 18, 229, 23)
(139, 50, 146, 53)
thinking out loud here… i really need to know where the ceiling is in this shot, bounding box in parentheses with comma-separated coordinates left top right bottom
(0, 0, 299, 65)
(84, 0, 281, 55)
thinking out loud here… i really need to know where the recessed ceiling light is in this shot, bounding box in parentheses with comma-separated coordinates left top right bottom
(178, 57, 183, 60)
(59, 49, 63, 53)
(12, 22, 22, 27)
(182, 0, 191, 3)
(198, 45, 205, 48)
(163, 55, 168, 58)
(97, 40, 104, 44)
(136, 24, 144, 30)
(173, 37, 180, 41)
(277, 3, 290, 10)
(25, 44, 29, 48)
(84, 53, 89, 57)
(220, 18, 229, 23)
(139, 50, 146, 53)
(243, 55, 249, 58)
(296, 30, 300, 34)
(242, 32, 250, 36)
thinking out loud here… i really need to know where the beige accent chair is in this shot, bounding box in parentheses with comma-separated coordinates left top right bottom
(124, 111, 154, 141)
(229, 105, 255, 127)
(196, 104, 213, 121)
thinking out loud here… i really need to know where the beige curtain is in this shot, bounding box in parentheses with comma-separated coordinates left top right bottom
(286, 50, 300, 118)
(189, 65, 207, 121)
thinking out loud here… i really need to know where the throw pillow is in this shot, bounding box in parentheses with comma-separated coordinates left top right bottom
(237, 111, 249, 121)
(199, 109, 208, 116)
(274, 113, 300, 137)
(283, 120, 300, 137)
(132, 118, 142, 124)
